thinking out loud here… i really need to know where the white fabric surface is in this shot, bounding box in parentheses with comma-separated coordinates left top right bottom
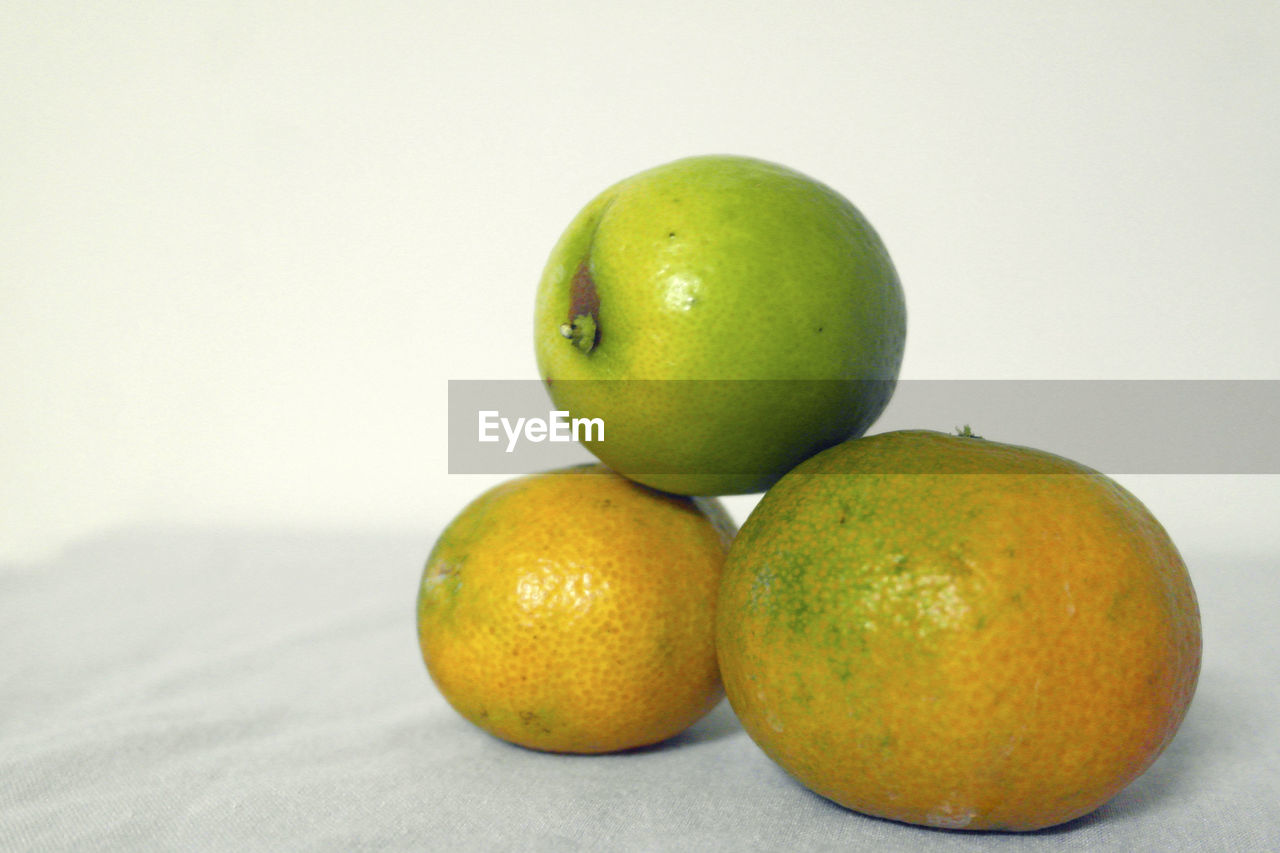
(3, 527, 1277, 851)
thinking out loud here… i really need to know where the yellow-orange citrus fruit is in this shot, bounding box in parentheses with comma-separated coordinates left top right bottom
(418, 464, 735, 753)
(716, 430, 1201, 831)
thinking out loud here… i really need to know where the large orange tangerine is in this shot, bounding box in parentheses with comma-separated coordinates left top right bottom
(716, 430, 1202, 831)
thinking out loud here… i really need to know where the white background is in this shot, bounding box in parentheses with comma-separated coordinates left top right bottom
(4, 1, 1279, 563)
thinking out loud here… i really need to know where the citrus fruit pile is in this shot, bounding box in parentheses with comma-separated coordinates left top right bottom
(417, 155, 1201, 832)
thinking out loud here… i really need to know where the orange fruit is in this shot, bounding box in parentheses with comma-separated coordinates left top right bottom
(417, 464, 735, 753)
(716, 430, 1202, 831)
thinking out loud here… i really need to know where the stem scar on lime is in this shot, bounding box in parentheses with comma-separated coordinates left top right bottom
(560, 314, 598, 353)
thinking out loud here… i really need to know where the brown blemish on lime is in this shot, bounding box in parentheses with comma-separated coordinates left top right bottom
(560, 261, 600, 353)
